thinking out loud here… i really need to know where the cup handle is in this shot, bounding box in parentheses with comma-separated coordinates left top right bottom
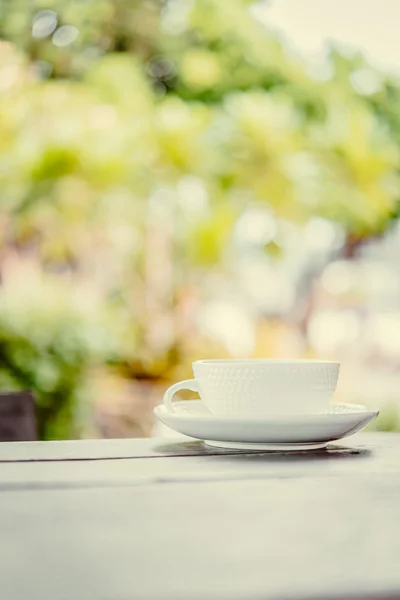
(163, 379, 199, 413)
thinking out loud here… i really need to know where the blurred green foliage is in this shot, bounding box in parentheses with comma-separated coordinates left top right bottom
(1, 0, 400, 437)
(368, 404, 400, 433)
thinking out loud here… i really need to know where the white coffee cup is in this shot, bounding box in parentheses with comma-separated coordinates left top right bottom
(163, 359, 340, 416)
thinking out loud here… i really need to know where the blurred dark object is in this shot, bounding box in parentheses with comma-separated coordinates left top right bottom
(0, 391, 37, 441)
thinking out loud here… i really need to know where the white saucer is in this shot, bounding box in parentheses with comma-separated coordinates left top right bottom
(154, 401, 379, 451)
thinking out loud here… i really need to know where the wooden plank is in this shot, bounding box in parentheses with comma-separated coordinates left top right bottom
(1, 474, 400, 599)
(0, 434, 251, 462)
(0, 430, 390, 463)
(0, 432, 397, 491)
(0, 433, 400, 492)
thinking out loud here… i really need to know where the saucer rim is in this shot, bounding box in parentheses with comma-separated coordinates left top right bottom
(154, 401, 379, 446)
(154, 400, 379, 423)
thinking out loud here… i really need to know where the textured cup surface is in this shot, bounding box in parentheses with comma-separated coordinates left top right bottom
(192, 359, 340, 416)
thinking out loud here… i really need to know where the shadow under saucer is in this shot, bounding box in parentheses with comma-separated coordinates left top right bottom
(152, 439, 371, 461)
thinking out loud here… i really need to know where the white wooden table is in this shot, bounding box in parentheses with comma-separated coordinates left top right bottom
(1, 432, 400, 600)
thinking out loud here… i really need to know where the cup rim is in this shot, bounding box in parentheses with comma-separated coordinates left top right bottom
(193, 359, 339, 366)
